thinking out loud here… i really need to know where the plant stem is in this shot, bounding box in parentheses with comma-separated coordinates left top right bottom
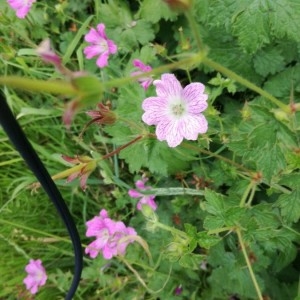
(202, 57, 288, 111)
(185, 10, 204, 51)
(0, 76, 77, 95)
(236, 227, 263, 300)
(239, 180, 255, 207)
(103, 52, 205, 89)
(100, 135, 143, 160)
(153, 221, 188, 239)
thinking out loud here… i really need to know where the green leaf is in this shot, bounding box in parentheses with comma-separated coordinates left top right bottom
(118, 139, 149, 173)
(140, 0, 178, 23)
(178, 253, 206, 270)
(253, 47, 285, 77)
(97, 0, 131, 28)
(252, 143, 286, 182)
(132, 20, 155, 45)
(203, 215, 226, 230)
(203, 189, 226, 215)
(232, 0, 270, 53)
(197, 232, 221, 249)
(263, 64, 300, 98)
(62, 15, 94, 64)
(268, 0, 300, 43)
(276, 189, 300, 223)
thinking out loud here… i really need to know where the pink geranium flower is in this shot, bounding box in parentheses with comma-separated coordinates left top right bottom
(23, 259, 47, 295)
(128, 177, 157, 211)
(83, 23, 117, 68)
(142, 73, 208, 147)
(131, 59, 153, 90)
(85, 209, 137, 260)
(7, 0, 36, 18)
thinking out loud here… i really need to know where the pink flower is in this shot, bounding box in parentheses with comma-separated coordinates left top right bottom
(23, 259, 47, 295)
(7, 0, 36, 18)
(83, 23, 117, 68)
(85, 209, 137, 260)
(142, 73, 208, 147)
(36, 39, 62, 67)
(131, 59, 153, 90)
(128, 177, 157, 211)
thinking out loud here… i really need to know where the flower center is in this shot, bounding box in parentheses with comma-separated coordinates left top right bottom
(98, 38, 108, 52)
(171, 102, 186, 117)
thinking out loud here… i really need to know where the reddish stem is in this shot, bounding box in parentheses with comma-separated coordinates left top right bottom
(101, 135, 143, 160)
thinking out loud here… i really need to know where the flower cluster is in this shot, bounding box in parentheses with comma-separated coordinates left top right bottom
(23, 259, 47, 295)
(128, 177, 157, 211)
(85, 209, 137, 260)
(142, 73, 208, 147)
(84, 23, 117, 68)
(7, 0, 35, 18)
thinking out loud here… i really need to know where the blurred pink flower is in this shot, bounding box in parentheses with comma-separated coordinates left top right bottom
(128, 177, 157, 211)
(83, 23, 117, 68)
(142, 73, 208, 147)
(36, 39, 62, 67)
(7, 0, 36, 18)
(131, 59, 153, 90)
(23, 259, 47, 295)
(85, 209, 137, 259)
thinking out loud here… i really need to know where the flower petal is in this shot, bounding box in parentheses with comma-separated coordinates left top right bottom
(156, 120, 184, 147)
(142, 97, 169, 125)
(154, 74, 182, 98)
(96, 51, 109, 68)
(182, 83, 208, 114)
(84, 28, 100, 43)
(83, 45, 102, 59)
(107, 40, 118, 54)
(180, 114, 208, 139)
(96, 23, 107, 39)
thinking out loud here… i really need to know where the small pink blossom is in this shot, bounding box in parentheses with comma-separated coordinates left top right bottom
(128, 177, 157, 211)
(131, 59, 153, 90)
(142, 73, 208, 147)
(36, 39, 62, 67)
(85, 209, 137, 260)
(7, 0, 35, 18)
(83, 23, 117, 68)
(23, 259, 47, 295)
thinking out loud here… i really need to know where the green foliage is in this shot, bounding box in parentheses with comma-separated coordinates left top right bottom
(2, 0, 300, 299)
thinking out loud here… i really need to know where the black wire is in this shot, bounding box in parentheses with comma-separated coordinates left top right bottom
(0, 92, 83, 300)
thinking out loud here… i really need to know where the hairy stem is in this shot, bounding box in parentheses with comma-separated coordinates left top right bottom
(236, 228, 263, 300)
(202, 57, 288, 111)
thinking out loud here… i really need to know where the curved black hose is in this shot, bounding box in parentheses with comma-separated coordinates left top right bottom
(0, 92, 83, 300)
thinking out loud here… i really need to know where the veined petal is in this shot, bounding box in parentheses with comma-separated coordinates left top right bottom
(180, 114, 208, 139)
(182, 83, 208, 114)
(154, 74, 182, 98)
(142, 97, 169, 125)
(156, 120, 184, 147)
